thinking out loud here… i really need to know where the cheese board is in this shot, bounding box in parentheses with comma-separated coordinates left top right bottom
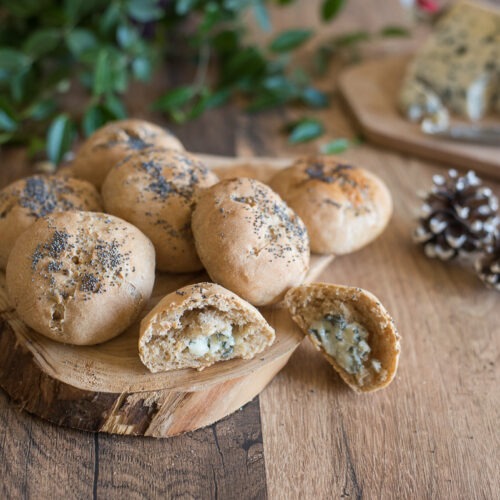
(0, 156, 334, 438)
(338, 55, 500, 181)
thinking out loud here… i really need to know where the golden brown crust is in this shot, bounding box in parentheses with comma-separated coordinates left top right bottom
(72, 119, 184, 188)
(6, 211, 155, 345)
(102, 148, 218, 273)
(139, 282, 275, 372)
(0, 175, 102, 269)
(285, 283, 400, 393)
(269, 156, 393, 255)
(191, 177, 310, 306)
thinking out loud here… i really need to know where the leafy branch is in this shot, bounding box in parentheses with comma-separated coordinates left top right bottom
(0, 0, 409, 163)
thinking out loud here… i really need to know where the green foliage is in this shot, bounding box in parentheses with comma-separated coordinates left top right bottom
(287, 118, 325, 143)
(0, 0, 401, 163)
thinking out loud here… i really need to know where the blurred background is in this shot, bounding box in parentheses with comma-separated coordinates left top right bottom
(0, 0, 450, 165)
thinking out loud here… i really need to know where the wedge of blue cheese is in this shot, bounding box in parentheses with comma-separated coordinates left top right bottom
(400, 1, 500, 121)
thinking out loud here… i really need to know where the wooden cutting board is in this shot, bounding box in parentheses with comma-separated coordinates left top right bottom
(0, 156, 333, 438)
(339, 55, 500, 180)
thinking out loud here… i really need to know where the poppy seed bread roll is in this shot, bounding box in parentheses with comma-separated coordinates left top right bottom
(102, 148, 219, 273)
(0, 175, 102, 269)
(285, 283, 400, 393)
(6, 211, 155, 345)
(191, 178, 310, 306)
(72, 119, 184, 189)
(139, 282, 275, 372)
(269, 157, 393, 255)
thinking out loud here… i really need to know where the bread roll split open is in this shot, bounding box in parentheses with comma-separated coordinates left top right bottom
(285, 283, 400, 393)
(139, 282, 275, 372)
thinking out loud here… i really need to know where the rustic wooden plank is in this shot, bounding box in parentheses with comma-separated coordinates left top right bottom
(258, 146, 500, 499)
(0, 391, 95, 499)
(94, 399, 267, 499)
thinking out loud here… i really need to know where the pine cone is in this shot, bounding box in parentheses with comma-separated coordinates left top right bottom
(476, 234, 500, 291)
(413, 169, 499, 260)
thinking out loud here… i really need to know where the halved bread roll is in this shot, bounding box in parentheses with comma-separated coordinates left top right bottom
(139, 282, 275, 372)
(285, 283, 400, 393)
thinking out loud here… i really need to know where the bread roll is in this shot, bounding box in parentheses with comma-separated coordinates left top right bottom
(270, 156, 392, 255)
(0, 175, 102, 269)
(139, 282, 275, 372)
(72, 119, 184, 188)
(6, 211, 155, 345)
(192, 177, 310, 306)
(285, 283, 400, 393)
(102, 148, 218, 272)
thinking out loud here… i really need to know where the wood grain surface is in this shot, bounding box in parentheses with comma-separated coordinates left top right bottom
(1, 0, 499, 498)
(338, 55, 500, 181)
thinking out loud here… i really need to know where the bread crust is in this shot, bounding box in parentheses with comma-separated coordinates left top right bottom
(139, 282, 275, 372)
(6, 211, 155, 345)
(191, 177, 310, 306)
(269, 156, 393, 255)
(72, 119, 184, 188)
(285, 283, 400, 393)
(0, 175, 102, 269)
(102, 148, 218, 273)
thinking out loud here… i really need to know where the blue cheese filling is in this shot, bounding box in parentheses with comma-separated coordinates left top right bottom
(309, 314, 382, 379)
(187, 330, 235, 358)
(183, 312, 237, 359)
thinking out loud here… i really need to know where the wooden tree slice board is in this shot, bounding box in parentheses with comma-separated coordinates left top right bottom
(0, 156, 334, 438)
(338, 55, 500, 180)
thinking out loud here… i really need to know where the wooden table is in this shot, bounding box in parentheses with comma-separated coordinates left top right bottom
(1, 1, 499, 498)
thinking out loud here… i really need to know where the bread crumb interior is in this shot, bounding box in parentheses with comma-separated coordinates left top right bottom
(144, 306, 268, 370)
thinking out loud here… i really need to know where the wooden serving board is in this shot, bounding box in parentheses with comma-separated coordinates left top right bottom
(0, 156, 334, 438)
(339, 55, 500, 180)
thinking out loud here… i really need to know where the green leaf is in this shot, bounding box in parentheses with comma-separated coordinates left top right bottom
(82, 104, 112, 137)
(301, 87, 329, 108)
(0, 133, 14, 145)
(9, 69, 37, 104)
(0, 49, 31, 73)
(117, 25, 138, 49)
(104, 94, 127, 119)
(0, 109, 17, 132)
(288, 118, 325, 143)
(212, 30, 240, 54)
(204, 88, 231, 109)
(92, 49, 127, 95)
(313, 46, 331, 75)
(321, 0, 346, 21)
(379, 26, 410, 37)
(154, 86, 195, 111)
(66, 29, 97, 56)
(320, 138, 350, 154)
(247, 92, 287, 112)
(253, 2, 272, 32)
(93, 49, 112, 96)
(222, 47, 266, 84)
(99, 3, 122, 35)
(127, 0, 163, 22)
(331, 31, 371, 47)
(132, 57, 152, 81)
(23, 99, 57, 121)
(270, 29, 312, 53)
(64, 0, 101, 24)
(23, 29, 60, 59)
(175, 0, 197, 15)
(46, 114, 75, 165)
(28, 136, 46, 158)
